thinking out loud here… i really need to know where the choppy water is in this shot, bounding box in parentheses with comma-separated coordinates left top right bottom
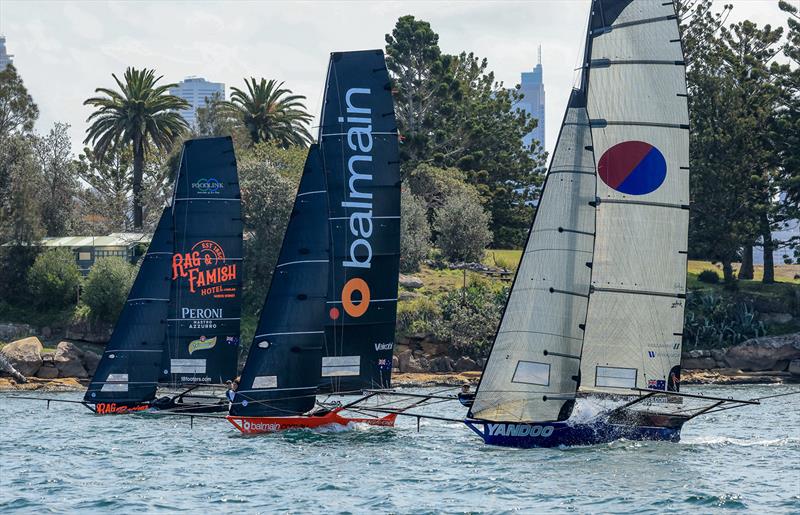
(1, 384, 799, 514)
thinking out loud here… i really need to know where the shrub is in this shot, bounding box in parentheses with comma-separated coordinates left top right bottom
(432, 280, 508, 359)
(83, 257, 135, 324)
(400, 189, 431, 273)
(683, 292, 767, 349)
(26, 248, 81, 309)
(397, 297, 441, 336)
(698, 269, 720, 284)
(434, 191, 493, 263)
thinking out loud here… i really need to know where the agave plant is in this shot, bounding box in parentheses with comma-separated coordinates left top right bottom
(220, 78, 312, 147)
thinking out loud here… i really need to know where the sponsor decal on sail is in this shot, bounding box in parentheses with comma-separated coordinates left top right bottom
(188, 335, 217, 355)
(338, 87, 374, 319)
(598, 141, 667, 195)
(172, 240, 237, 298)
(192, 177, 224, 194)
(95, 403, 149, 414)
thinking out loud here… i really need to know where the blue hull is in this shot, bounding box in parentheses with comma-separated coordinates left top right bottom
(464, 419, 681, 448)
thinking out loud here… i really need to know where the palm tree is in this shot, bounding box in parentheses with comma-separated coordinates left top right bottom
(221, 78, 312, 147)
(84, 67, 189, 229)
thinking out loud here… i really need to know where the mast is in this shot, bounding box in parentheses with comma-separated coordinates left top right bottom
(577, 0, 689, 394)
(230, 146, 328, 417)
(164, 136, 243, 385)
(84, 209, 172, 404)
(318, 50, 401, 393)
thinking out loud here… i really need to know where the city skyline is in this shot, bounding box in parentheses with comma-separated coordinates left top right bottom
(517, 46, 545, 152)
(0, 35, 13, 70)
(0, 1, 790, 158)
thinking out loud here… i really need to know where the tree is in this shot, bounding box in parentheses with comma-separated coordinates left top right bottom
(434, 189, 492, 262)
(84, 67, 189, 229)
(0, 135, 44, 302)
(0, 64, 39, 138)
(220, 78, 312, 147)
(75, 146, 132, 233)
(33, 122, 79, 236)
(238, 142, 306, 313)
(386, 16, 545, 248)
(83, 257, 135, 324)
(26, 248, 81, 309)
(400, 189, 431, 273)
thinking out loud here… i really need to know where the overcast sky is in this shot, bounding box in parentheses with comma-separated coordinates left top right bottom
(0, 0, 795, 157)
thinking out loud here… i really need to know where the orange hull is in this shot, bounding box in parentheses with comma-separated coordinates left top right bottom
(226, 407, 397, 434)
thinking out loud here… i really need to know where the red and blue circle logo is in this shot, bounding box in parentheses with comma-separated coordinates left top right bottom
(598, 141, 667, 195)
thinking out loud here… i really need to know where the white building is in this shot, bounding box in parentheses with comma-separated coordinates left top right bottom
(169, 77, 225, 127)
(0, 36, 14, 71)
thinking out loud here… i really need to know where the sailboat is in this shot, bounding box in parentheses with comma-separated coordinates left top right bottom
(84, 136, 243, 414)
(227, 49, 401, 434)
(462, 0, 756, 447)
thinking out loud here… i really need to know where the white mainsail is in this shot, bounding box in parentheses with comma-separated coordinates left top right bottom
(578, 0, 688, 394)
(471, 0, 688, 421)
(470, 91, 596, 422)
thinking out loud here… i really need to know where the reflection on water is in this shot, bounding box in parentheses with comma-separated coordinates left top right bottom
(0, 384, 798, 513)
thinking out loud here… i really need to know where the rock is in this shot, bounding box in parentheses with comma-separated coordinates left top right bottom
(40, 326, 52, 339)
(53, 341, 88, 378)
(429, 356, 454, 373)
(404, 354, 430, 373)
(0, 323, 36, 343)
(0, 353, 27, 383)
(421, 340, 449, 357)
(64, 320, 112, 344)
(396, 349, 413, 373)
(391, 355, 399, 370)
(681, 356, 717, 370)
(0, 337, 44, 377)
(686, 349, 711, 359)
(82, 349, 101, 376)
(398, 274, 424, 289)
(35, 364, 59, 379)
(710, 348, 728, 364)
(398, 291, 418, 301)
(789, 360, 800, 376)
(760, 313, 793, 325)
(454, 356, 479, 372)
(725, 333, 800, 371)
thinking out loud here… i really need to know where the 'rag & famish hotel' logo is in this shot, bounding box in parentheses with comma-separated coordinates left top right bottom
(329, 86, 374, 321)
(172, 240, 237, 297)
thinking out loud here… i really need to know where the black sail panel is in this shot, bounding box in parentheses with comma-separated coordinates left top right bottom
(231, 145, 328, 417)
(164, 136, 243, 385)
(319, 50, 401, 392)
(84, 209, 172, 404)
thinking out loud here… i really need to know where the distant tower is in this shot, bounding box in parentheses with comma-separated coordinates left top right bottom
(518, 46, 545, 152)
(169, 77, 225, 127)
(0, 36, 14, 71)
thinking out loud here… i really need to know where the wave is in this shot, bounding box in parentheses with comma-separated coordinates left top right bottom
(682, 435, 800, 447)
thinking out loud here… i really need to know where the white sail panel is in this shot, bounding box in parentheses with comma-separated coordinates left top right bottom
(471, 100, 595, 422)
(579, 0, 689, 394)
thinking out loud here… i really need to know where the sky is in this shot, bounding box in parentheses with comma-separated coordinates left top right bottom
(0, 0, 795, 158)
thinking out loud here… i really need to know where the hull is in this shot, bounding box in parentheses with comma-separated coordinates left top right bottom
(464, 419, 682, 448)
(227, 408, 397, 434)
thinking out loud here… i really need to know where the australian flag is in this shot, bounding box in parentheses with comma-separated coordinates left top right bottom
(377, 358, 392, 371)
(648, 379, 666, 391)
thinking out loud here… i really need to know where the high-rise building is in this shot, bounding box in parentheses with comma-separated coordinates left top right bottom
(0, 36, 14, 71)
(517, 46, 545, 152)
(169, 77, 225, 127)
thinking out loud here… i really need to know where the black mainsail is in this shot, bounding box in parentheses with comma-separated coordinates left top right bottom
(84, 209, 173, 407)
(85, 136, 243, 411)
(165, 136, 243, 385)
(319, 50, 401, 392)
(231, 146, 328, 417)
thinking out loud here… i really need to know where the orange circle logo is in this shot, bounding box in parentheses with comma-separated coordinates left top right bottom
(341, 278, 370, 317)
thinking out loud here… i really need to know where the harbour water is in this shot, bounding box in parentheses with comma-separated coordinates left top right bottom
(1, 384, 798, 513)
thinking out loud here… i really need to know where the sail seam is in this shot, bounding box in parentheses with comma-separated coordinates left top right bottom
(254, 331, 324, 338)
(525, 248, 592, 255)
(326, 298, 396, 304)
(329, 216, 399, 220)
(296, 190, 326, 197)
(547, 170, 595, 176)
(127, 298, 169, 302)
(498, 330, 583, 341)
(104, 349, 161, 353)
(320, 131, 398, 137)
(166, 317, 241, 321)
(174, 198, 242, 201)
(589, 59, 685, 68)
